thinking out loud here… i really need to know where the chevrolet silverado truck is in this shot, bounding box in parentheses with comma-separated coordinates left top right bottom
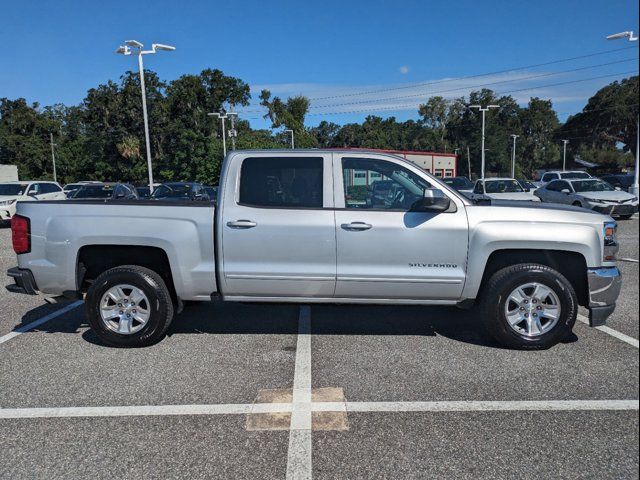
(6, 149, 622, 349)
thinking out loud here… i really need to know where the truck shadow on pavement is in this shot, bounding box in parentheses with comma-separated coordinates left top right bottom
(17, 300, 576, 349)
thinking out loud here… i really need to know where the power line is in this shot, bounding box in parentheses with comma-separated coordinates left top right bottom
(307, 46, 639, 101)
(309, 58, 638, 110)
(302, 70, 638, 116)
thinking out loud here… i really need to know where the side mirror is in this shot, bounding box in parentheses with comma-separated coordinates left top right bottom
(615, 186, 621, 191)
(524, 187, 531, 192)
(28, 189, 38, 197)
(410, 188, 451, 212)
(561, 189, 571, 194)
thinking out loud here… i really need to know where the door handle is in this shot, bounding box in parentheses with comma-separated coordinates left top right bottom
(341, 222, 372, 231)
(227, 220, 257, 229)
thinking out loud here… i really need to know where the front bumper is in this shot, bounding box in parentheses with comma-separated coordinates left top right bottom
(592, 203, 638, 216)
(6, 267, 38, 295)
(586, 267, 622, 327)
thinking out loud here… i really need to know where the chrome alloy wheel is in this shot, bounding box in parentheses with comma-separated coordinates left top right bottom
(504, 282, 561, 337)
(99, 284, 151, 335)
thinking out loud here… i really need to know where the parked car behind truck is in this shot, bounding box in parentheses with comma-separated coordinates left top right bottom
(0, 181, 65, 222)
(7, 150, 622, 350)
(535, 178, 638, 219)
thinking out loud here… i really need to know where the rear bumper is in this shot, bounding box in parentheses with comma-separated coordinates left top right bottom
(6, 267, 38, 295)
(586, 267, 622, 327)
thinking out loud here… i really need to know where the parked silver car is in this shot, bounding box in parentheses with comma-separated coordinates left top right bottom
(535, 178, 638, 219)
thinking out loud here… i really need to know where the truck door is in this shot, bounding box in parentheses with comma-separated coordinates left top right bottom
(334, 154, 469, 300)
(220, 153, 336, 298)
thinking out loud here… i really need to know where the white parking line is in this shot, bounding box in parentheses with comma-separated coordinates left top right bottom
(0, 300, 84, 345)
(286, 305, 312, 480)
(1, 399, 636, 420)
(618, 257, 639, 263)
(577, 314, 639, 349)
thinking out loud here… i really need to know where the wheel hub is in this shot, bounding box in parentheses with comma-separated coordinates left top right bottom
(504, 282, 561, 337)
(99, 284, 151, 335)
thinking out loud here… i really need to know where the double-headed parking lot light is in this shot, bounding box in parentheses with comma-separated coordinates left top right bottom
(470, 105, 499, 179)
(116, 40, 175, 194)
(606, 30, 639, 196)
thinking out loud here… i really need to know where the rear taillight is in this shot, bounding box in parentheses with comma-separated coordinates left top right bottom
(11, 215, 31, 254)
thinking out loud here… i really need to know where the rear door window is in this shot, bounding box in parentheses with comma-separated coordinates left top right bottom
(239, 157, 323, 208)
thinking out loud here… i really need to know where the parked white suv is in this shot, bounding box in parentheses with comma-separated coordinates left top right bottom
(539, 170, 592, 185)
(0, 181, 66, 222)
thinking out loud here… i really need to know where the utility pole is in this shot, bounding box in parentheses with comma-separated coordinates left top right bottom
(510, 134, 519, 178)
(606, 30, 638, 195)
(49, 133, 57, 183)
(116, 40, 175, 193)
(209, 110, 237, 158)
(562, 139, 569, 171)
(284, 129, 295, 149)
(228, 104, 238, 151)
(470, 104, 499, 179)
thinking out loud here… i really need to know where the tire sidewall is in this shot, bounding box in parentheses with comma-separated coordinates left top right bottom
(86, 269, 170, 347)
(491, 267, 576, 348)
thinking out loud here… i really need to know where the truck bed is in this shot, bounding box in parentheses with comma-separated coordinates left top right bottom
(15, 200, 217, 300)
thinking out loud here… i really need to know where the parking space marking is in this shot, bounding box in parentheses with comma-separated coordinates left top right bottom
(286, 305, 312, 480)
(1, 399, 636, 420)
(577, 314, 639, 348)
(618, 257, 639, 263)
(0, 300, 83, 345)
(0, 403, 292, 419)
(315, 399, 639, 413)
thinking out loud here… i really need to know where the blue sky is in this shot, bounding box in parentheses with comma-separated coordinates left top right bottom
(0, 0, 638, 129)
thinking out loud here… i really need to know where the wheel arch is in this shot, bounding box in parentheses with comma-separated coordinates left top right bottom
(76, 245, 177, 301)
(476, 249, 589, 307)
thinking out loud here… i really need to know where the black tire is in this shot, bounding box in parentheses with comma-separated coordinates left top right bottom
(85, 265, 174, 347)
(617, 214, 633, 220)
(480, 263, 577, 350)
(572, 201, 582, 207)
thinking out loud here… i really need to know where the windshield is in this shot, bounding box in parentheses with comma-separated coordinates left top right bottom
(73, 185, 114, 198)
(560, 172, 591, 180)
(518, 180, 536, 189)
(572, 180, 615, 193)
(444, 177, 473, 189)
(63, 184, 84, 190)
(151, 184, 193, 198)
(0, 184, 28, 196)
(484, 180, 524, 193)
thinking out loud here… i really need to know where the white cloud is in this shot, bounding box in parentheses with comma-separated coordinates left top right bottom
(399, 65, 410, 74)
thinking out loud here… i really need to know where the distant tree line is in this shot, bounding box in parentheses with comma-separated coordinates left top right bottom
(0, 69, 637, 184)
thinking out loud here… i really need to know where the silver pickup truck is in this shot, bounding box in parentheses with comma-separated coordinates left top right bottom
(6, 149, 622, 349)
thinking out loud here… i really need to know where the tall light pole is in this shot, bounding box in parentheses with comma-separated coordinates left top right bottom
(116, 40, 175, 193)
(510, 134, 519, 178)
(49, 133, 57, 183)
(284, 129, 295, 149)
(470, 104, 499, 179)
(561, 139, 569, 171)
(209, 110, 238, 158)
(607, 30, 639, 196)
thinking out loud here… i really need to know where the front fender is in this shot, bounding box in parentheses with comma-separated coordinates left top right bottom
(461, 220, 600, 300)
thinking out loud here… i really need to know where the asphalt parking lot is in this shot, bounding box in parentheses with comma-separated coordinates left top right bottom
(0, 219, 638, 479)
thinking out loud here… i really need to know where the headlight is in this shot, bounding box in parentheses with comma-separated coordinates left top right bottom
(585, 197, 604, 204)
(0, 199, 16, 206)
(603, 221, 618, 261)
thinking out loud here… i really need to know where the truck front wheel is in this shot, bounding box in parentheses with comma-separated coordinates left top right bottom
(85, 265, 174, 347)
(480, 263, 577, 349)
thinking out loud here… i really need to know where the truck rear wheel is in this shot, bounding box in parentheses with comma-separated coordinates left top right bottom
(85, 265, 174, 347)
(480, 263, 577, 349)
